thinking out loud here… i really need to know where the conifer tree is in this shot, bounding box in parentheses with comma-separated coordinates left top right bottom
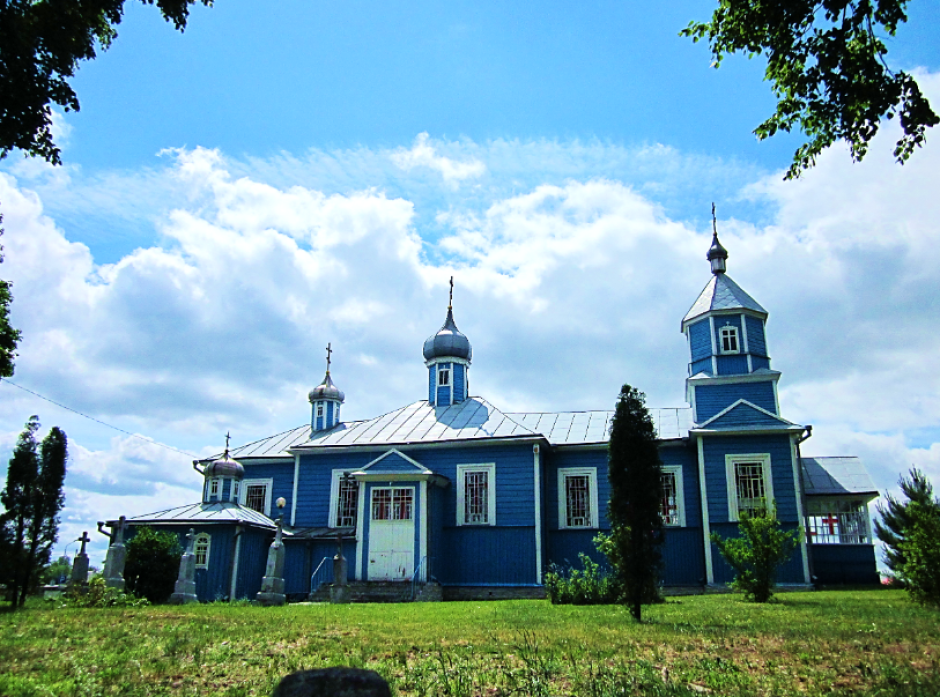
(0, 417, 68, 607)
(875, 468, 940, 578)
(606, 384, 664, 621)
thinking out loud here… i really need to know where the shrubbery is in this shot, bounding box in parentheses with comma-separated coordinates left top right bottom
(711, 502, 800, 603)
(57, 576, 149, 608)
(124, 527, 181, 604)
(545, 552, 620, 605)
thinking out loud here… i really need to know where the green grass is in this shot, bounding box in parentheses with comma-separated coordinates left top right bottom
(1, 590, 938, 696)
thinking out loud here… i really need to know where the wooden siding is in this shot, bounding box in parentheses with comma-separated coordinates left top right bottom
(701, 434, 799, 524)
(691, 358, 712, 376)
(367, 452, 426, 473)
(809, 544, 879, 585)
(662, 528, 706, 585)
(428, 364, 436, 405)
(716, 354, 749, 375)
(745, 315, 767, 357)
(233, 528, 272, 600)
(688, 319, 711, 363)
(752, 356, 771, 371)
(695, 381, 777, 421)
(455, 364, 466, 402)
(437, 526, 537, 585)
(708, 403, 787, 429)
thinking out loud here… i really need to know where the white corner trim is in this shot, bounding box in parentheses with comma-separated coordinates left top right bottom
(697, 437, 714, 585)
(698, 398, 795, 428)
(419, 480, 428, 568)
(363, 448, 427, 471)
(354, 482, 366, 581)
(290, 454, 300, 526)
(789, 437, 811, 583)
(533, 444, 542, 584)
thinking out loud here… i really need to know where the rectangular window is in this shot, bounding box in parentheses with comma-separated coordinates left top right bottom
(438, 368, 450, 386)
(805, 499, 870, 544)
(336, 476, 359, 527)
(317, 403, 324, 418)
(209, 478, 220, 497)
(660, 468, 685, 526)
(558, 468, 599, 529)
(726, 454, 773, 521)
(457, 463, 496, 526)
(372, 488, 412, 521)
(720, 325, 739, 353)
(241, 478, 273, 516)
(231, 480, 240, 502)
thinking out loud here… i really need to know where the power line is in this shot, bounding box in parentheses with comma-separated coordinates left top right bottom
(0, 378, 198, 459)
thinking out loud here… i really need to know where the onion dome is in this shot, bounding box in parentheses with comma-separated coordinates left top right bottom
(708, 233, 728, 275)
(205, 449, 244, 479)
(308, 371, 345, 404)
(423, 306, 472, 361)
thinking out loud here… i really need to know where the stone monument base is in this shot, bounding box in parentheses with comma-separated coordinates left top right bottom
(257, 576, 286, 606)
(330, 585, 351, 604)
(170, 579, 198, 604)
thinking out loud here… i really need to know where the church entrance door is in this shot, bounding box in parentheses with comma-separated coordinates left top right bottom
(368, 486, 415, 580)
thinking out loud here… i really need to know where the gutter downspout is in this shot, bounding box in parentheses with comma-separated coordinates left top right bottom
(795, 425, 815, 585)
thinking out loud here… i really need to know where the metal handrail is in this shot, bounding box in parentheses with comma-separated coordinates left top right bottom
(410, 556, 429, 600)
(309, 556, 333, 596)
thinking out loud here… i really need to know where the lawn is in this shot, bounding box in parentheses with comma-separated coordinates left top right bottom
(1, 590, 937, 696)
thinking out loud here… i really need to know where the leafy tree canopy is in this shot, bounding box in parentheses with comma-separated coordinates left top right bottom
(0, 0, 212, 165)
(0, 213, 21, 377)
(124, 526, 181, 604)
(683, 1, 939, 179)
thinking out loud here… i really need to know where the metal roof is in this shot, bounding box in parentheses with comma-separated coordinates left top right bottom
(217, 400, 693, 458)
(125, 501, 277, 528)
(801, 457, 878, 496)
(683, 273, 767, 325)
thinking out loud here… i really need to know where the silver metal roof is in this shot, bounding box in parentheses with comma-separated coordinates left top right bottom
(683, 273, 767, 325)
(217, 401, 693, 458)
(125, 501, 277, 528)
(801, 457, 878, 496)
(423, 307, 472, 361)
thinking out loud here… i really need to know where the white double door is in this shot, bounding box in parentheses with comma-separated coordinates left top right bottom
(368, 486, 415, 580)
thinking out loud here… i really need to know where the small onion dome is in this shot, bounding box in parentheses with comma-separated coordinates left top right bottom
(205, 451, 244, 479)
(423, 307, 472, 361)
(707, 232, 728, 275)
(308, 371, 345, 403)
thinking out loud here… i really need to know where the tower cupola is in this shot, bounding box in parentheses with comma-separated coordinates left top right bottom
(201, 433, 244, 504)
(309, 343, 344, 432)
(424, 278, 471, 407)
(707, 203, 728, 275)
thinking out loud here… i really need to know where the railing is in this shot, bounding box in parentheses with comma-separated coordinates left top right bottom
(309, 556, 333, 596)
(410, 556, 430, 600)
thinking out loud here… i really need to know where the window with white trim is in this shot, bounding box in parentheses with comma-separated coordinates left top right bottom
(330, 470, 360, 527)
(726, 454, 774, 520)
(194, 533, 211, 568)
(558, 467, 599, 529)
(805, 498, 871, 544)
(457, 463, 495, 525)
(208, 478, 220, 498)
(231, 480, 240, 502)
(438, 367, 450, 386)
(316, 403, 324, 418)
(241, 478, 273, 516)
(371, 487, 413, 521)
(660, 466, 685, 526)
(720, 325, 740, 354)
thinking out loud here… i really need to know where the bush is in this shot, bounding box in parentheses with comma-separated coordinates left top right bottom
(899, 500, 940, 608)
(57, 576, 149, 608)
(711, 502, 800, 603)
(124, 527, 182, 604)
(545, 552, 620, 605)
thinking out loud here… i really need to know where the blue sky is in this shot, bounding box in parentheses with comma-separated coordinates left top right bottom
(1, 0, 939, 566)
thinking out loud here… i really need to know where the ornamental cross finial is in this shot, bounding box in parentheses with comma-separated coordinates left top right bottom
(448, 276, 454, 309)
(712, 202, 717, 237)
(325, 342, 332, 373)
(224, 431, 231, 457)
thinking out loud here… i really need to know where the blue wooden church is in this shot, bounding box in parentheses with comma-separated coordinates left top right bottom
(116, 232, 880, 601)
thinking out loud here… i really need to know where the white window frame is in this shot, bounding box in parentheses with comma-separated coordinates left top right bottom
(208, 477, 220, 499)
(660, 465, 686, 527)
(230, 479, 240, 503)
(438, 367, 451, 387)
(557, 467, 599, 529)
(240, 478, 274, 517)
(719, 324, 740, 354)
(456, 463, 496, 526)
(725, 454, 774, 521)
(316, 402, 324, 418)
(329, 469, 360, 528)
(194, 533, 211, 569)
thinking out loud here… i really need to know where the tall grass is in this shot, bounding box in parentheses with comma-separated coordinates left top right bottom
(1, 590, 937, 696)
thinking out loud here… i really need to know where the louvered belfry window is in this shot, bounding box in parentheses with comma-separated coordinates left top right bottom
(465, 471, 489, 524)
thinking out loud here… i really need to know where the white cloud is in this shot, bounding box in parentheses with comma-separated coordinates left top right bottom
(1, 103, 939, 561)
(391, 132, 486, 185)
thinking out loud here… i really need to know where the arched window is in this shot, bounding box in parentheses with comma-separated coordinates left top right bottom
(194, 533, 211, 569)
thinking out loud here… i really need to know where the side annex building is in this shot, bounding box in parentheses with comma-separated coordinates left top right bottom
(114, 233, 880, 601)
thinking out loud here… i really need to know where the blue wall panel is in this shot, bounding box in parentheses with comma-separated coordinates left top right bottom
(809, 544, 879, 585)
(455, 364, 466, 402)
(752, 356, 771, 371)
(695, 381, 777, 421)
(428, 365, 436, 404)
(745, 315, 767, 357)
(661, 528, 706, 585)
(437, 526, 536, 585)
(708, 404, 785, 429)
(716, 355, 749, 375)
(691, 358, 712, 376)
(688, 320, 712, 363)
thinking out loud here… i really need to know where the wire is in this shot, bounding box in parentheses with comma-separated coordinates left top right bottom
(0, 378, 198, 459)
